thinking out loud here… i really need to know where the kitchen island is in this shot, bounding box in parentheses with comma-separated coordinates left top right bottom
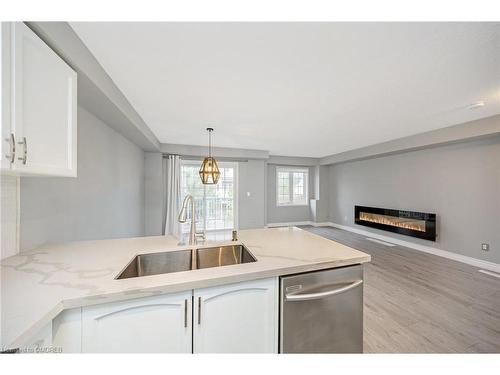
(0, 227, 370, 352)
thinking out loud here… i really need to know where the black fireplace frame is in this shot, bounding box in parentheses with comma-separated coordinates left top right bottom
(354, 205, 437, 241)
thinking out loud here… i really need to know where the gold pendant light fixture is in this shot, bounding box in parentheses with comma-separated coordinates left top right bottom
(199, 127, 220, 185)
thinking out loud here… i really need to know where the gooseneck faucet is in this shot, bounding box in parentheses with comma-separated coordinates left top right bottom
(178, 194, 204, 245)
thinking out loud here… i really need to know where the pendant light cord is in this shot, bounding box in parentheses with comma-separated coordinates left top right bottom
(207, 127, 213, 158)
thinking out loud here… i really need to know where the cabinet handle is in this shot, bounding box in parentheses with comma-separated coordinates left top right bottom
(184, 299, 188, 328)
(197, 297, 202, 325)
(17, 137, 27, 165)
(5, 133, 15, 163)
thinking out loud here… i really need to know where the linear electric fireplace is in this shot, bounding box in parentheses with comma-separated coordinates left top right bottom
(354, 205, 436, 241)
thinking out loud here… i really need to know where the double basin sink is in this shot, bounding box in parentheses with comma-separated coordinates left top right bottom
(116, 244, 257, 279)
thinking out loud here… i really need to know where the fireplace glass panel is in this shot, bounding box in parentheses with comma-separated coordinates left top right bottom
(359, 212, 426, 232)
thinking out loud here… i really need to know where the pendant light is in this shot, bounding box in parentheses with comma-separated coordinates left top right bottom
(199, 127, 220, 184)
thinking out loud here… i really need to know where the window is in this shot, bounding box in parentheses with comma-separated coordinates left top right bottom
(276, 167, 309, 206)
(180, 160, 237, 233)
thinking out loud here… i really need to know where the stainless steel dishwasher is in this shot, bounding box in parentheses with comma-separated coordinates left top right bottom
(280, 265, 364, 353)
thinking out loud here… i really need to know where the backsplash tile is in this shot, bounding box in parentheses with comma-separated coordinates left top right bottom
(1, 175, 19, 260)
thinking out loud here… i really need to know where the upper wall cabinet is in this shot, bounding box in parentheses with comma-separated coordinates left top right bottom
(1, 22, 77, 177)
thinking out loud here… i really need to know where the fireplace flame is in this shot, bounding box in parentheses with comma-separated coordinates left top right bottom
(359, 212, 426, 232)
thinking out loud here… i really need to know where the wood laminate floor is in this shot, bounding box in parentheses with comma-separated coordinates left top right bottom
(300, 225, 500, 353)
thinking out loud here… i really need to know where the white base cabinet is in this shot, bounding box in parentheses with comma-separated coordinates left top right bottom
(82, 291, 192, 353)
(194, 277, 278, 353)
(50, 278, 278, 353)
(52, 307, 82, 353)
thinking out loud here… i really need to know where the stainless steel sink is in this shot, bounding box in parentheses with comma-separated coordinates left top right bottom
(116, 249, 192, 279)
(196, 245, 257, 270)
(116, 245, 256, 279)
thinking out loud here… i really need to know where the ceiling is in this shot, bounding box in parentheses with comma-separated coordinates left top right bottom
(70, 22, 500, 157)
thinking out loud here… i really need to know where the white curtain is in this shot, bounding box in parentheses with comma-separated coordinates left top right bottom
(164, 154, 181, 236)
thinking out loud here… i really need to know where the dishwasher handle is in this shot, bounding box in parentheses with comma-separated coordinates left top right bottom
(285, 279, 363, 302)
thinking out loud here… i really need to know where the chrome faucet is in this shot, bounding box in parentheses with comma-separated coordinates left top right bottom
(178, 194, 205, 245)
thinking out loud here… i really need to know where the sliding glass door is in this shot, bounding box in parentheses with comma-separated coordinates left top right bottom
(180, 160, 237, 233)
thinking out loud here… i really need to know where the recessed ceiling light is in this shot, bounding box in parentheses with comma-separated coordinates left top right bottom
(468, 101, 485, 110)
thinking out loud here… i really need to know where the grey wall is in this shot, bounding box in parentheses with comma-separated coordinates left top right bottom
(329, 136, 500, 263)
(161, 143, 269, 160)
(238, 160, 267, 229)
(28, 22, 160, 151)
(20, 107, 145, 251)
(311, 165, 330, 223)
(320, 114, 500, 165)
(267, 164, 314, 224)
(268, 155, 319, 166)
(144, 152, 164, 236)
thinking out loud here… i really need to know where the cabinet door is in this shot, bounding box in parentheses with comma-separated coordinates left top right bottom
(52, 307, 82, 353)
(194, 277, 278, 353)
(1, 23, 13, 171)
(82, 292, 192, 353)
(11, 22, 77, 177)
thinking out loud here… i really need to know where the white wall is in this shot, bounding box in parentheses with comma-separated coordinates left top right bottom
(329, 136, 500, 263)
(19, 107, 145, 251)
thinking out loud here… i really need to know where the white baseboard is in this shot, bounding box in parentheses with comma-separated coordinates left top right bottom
(265, 221, 312, 228)
(265, 220, 500, 273)
(265, 221, 331, 228)
(478, 269, 500, 279)
(328, 222, 500, 273)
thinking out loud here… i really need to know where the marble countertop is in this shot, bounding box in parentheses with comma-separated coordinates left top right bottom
(0, 227, 370, 349)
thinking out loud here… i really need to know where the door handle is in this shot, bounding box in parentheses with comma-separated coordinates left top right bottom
(197, 296, 201, 325)
(285, 280, 363, 302)
(17, 137, 27, 165)
(5, 133, 15, 163)
(184, 299, 188, 328)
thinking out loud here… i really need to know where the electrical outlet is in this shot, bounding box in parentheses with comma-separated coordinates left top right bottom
(481, 243, 490, 251)
(344, 216, 348, 222)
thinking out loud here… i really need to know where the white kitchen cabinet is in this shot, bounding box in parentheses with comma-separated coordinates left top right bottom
(48, 278, 278, 353)
(193, 277, 278, 353)
(1, 22, 77, 177)
(52, 307, 82, 353)
(81, 292, 192, 353)
(1, 23, 13, 171)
